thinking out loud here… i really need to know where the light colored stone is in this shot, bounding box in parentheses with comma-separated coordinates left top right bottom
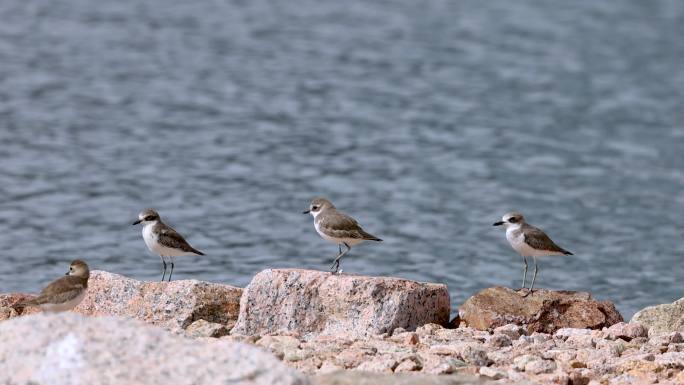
(479, 366, 508, 379)
(318, 361, 344, 374)
(233, 269, 450, 338)
(650, 332, 683, 346)
(74, 270, 242, 331)
(487, 334, 512, 348)
(494, 324, 526, 340)
(257, 335, 303, 360)
(354, 356, 398, 372)
(513, 354, 540, 371)
(454, 343, 490, 367)
(525, 359, 557, 374)
(420, 354, 467, 374)
(565, 334, 596, 349)
(394, 358, 421, 372)
(459, 287, 623, 333)
(654, 352, 684, 369)
(555, 328, 592, 340)
(631, 298, 684, 336)
(416, 323, 444, 336)
(0, 312, 307, 385)
(185, 319, 232, 338)
(605, 322, 648, 341)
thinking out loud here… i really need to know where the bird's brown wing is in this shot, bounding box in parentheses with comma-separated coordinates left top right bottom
(318, 211, 381, 240)
(25, 276, 86, 305)
(524, 226, 572, 255)
(157, 225, 204, 255)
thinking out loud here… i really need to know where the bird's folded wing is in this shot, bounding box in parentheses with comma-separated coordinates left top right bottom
(524, 226, 569, 253)
(318, 212, 367, 239)
(29, 276, 85, 305)
(158, 227, 196, 252)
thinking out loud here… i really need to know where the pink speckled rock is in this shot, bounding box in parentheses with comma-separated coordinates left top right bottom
(605, 322, 648, 341)
(232, 269, 450, 338)
(0, 313, 307, 385)
(73, 270, 242, 332)
(458, 287, 623, 334)
(0, 293, 40, 319)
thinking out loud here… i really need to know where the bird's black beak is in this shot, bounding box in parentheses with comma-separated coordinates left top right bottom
(493, 221, 504, 226)
(132, 219, 142, 225)
(302, 210, 310, 214)
(65, 271, 70, 276)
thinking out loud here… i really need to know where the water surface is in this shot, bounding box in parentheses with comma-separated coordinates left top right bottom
(2, 0, 684, 318)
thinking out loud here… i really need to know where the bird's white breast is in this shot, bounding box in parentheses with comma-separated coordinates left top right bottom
(142, 224, 159, 252)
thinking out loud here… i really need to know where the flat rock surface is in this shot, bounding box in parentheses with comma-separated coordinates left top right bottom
(458, 286, 623, 333)
(72, 270, 242, 331)
(631, 297, 684, 336)
(232, 269, 450, 338)
(0, 313, 307, 385)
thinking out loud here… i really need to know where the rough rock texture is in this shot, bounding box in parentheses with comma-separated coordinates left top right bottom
(72, 270, 242, 332)
(0, 313, 307, 385)
(233, 269, 450, 338)
(631, 298, 684, 336)
(311, 371, 532, 384)
(0, 293, 40, 318)
(229, 322, 684, 384)
(458, 287, 623, 333)
(185, 319, 233, 338)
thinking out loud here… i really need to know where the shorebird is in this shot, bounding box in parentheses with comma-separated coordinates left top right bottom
(18, 260, 90, 312)
(132, 209, 204, 281)
(493, 212, 573, 296)
(303, 197, 382, 274)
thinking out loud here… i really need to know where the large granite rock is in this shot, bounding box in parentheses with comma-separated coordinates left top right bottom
(631, 297, 684, 336)
(71, 270, 242, 332)
(232, 269, 450, 338)
(458, 287, 622, 333)
(0, 313, 307, 385)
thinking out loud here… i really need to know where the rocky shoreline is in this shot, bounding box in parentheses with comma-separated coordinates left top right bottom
(1, 269, 683, 385)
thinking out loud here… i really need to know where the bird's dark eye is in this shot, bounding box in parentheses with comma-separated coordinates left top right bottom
(312, 206, 318, 211)
(508, 217, 517, 223)
(144, 216, 154, 221)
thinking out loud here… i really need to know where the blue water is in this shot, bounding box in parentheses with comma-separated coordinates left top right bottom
(2, 0, 684, 319)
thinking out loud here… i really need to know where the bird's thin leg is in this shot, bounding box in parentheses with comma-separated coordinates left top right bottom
(168, 257, 174, 282)
(524, 257, 538, 297)
(521, 256, 528, 290)
(330, 242, 351, 274)
(160, 256, 167, 282)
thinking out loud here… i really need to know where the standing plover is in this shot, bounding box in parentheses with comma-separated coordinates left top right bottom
(303, 198, 382, 274)
(493, 212, 572, 295)
(18, 260, 90, 312)
(132, 209, 204, 281)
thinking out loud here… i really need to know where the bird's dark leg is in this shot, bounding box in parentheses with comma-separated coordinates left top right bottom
(524, 257, 538, 297)
(160, 256, 167, 282)
(330, 242, 351, 274)
(521, 256, 528, 290)
(168, 258, 174, 282)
